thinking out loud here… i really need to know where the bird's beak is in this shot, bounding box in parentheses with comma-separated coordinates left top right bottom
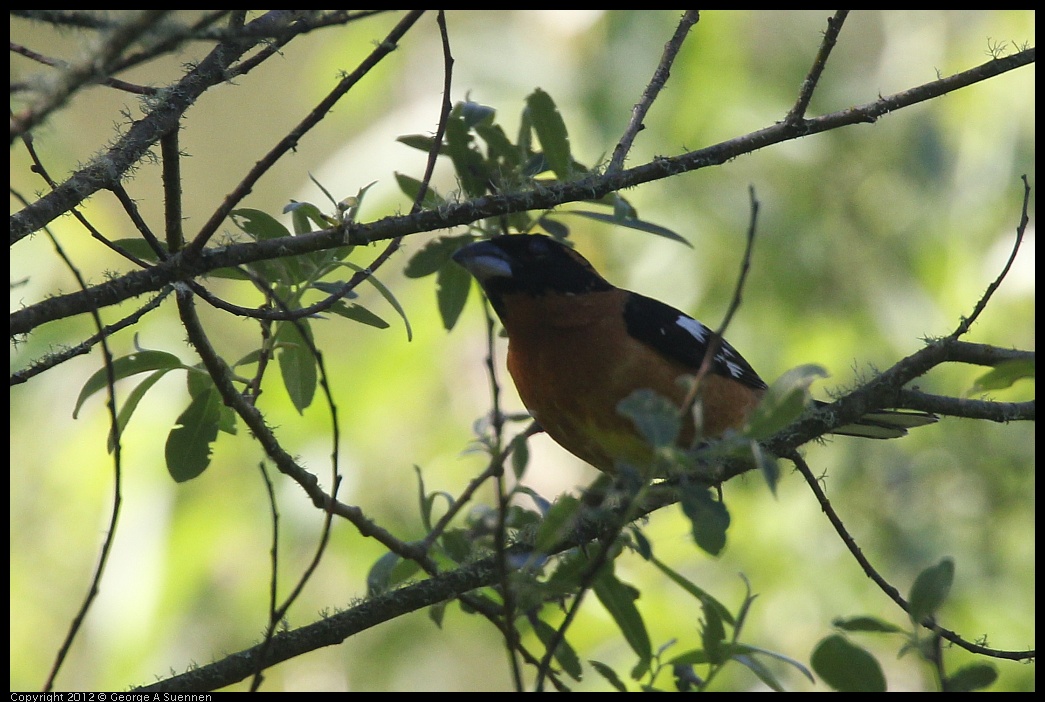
(451, 240, 513, 282)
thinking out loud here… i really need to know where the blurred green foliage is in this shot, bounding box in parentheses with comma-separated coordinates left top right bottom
(10, 10, 1033, 692)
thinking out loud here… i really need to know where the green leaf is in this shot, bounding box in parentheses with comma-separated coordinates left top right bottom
(165, 387, 222, 482)
(366, 551, 400, 595)
(338, 180, 378, 224)
(750, 441, 780, 495)
(284, 200, 334, 235)
(970, 358, 1035, 393)
(230, 208, 292, 241)
(730, 643, 815, 684)
(186, 365, 213, 398)
(366, 551, 421, 596)
(183, 369, 236, 436)
(811, 634, 886, 692)
(565, 210, 691, 247)
(534, 495, 582, 553)
(428, 601, 447, 628)
(474, 122, 518, 168)
(445, 113, 489, 197)
(436, 261, 473, 331)
(331, 302, 390, 329)
(593, 569, 652, 670)
(230, 208, 302, 283)
(531, 617, 583, 681)
(336, 260, 413, 341)
(945, 663, 998, 692)
(537, 216, 570, 239)
(732, 653, 786, 692)
(649, 556, 736, 626)
(275, 320, 317, 414)
(525, 88, 572, 179)
(282, 200, 341, 275)
(307, 171, 339, 209)
(908, 557, 954, 624)
(629, 526, 652, 561)
(616, 388, 681, 449)
(611, 193, 638, 219)
(404, 235, 475, 278)
(110, 237, 168, 262)
(394, 171, 444, 208)
(589, 660, 628, 692)
(396, 133, 445, 155)
(413, 464, 454, 532)
(745, 364, 828, 439)
(699, 594, 727, 665)
(439, 528, 473, 563)
(311, 281, 358, 299)
(516, 102, 534, 159)
(668, 648, 712, 667)
(107, 368, 175, 453)
(679, 487, 730, 556)
(832, 615, 905, 634)
(205, 265, 252, 281)
(510, 431, 530, 478)
(75, 350, 186, 418)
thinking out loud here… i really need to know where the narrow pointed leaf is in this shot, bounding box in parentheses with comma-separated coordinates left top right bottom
(75, 350, 185, 418)
(338, 260, 412, 340)
(593, 570, 652, 668)
(531, 617, 583, 681)
(566, 210, 691, 246)
(525, 88, 572, 179)
(275, 320, 317, 414)
(331, 302, 389, 329)
(107, 368, 176, 453)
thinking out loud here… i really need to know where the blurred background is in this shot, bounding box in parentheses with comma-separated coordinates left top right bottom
(10, 10, 1034, 691)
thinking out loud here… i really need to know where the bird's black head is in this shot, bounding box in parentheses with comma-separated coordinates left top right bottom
(452, 235, 613, 306)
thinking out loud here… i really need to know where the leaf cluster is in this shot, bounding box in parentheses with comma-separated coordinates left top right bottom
(397, 91, 687, 331)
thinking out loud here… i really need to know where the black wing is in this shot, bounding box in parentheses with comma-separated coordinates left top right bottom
(623, 292, 767, 392)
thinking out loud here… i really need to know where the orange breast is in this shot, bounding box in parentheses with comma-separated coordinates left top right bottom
(501, 291, 763, 476)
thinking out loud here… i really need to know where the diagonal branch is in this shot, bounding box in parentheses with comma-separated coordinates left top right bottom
(10, 47, 1034, 338)
(11, 11, 318, 244)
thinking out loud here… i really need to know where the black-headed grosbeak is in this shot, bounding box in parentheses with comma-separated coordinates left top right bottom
(452, 234, 935, 475)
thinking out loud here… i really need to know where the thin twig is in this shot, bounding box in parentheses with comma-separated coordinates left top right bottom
(9, 288, 171, 386)
(789, 449, 1033, 661)
(420, 421, 540, 551)
(608, 10, 699, 172)
(174, 286, 429, 562)
(678, 185, 759, 424)
(35, 222, 124, 692)
(11, 11, 319, 246)
(10, 10, 169, 143)
(9, 41, 158, 95)
(184, 10, 427, 256)
(785, 10, 849, 125)
(951, 175, 1031, 337)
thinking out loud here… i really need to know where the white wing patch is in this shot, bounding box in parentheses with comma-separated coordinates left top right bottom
(718, 357, 746, 379)
(675, 315, 747, 380)
(675, 315, 708, 343)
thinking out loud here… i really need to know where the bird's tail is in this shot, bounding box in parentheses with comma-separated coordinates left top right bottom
(815, 401, 938, 439)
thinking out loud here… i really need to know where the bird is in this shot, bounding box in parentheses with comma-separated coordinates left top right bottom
(452, 234, 936, 477)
